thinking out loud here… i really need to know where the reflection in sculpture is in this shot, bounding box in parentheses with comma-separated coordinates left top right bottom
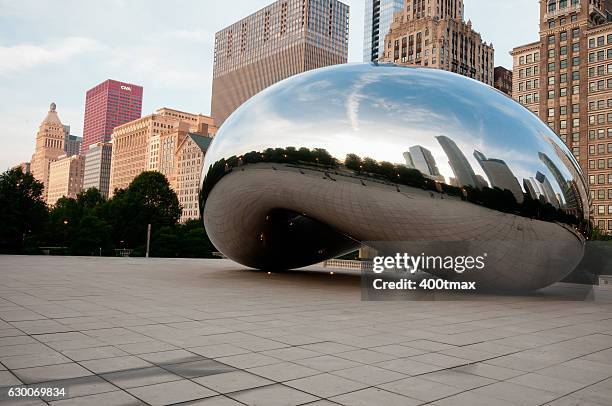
(200, 63, 591, 291)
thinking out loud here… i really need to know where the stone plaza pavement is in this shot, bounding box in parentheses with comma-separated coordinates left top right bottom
(1, 256, 612, 406)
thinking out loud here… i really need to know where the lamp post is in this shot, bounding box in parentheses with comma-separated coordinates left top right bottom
(145, 224, 151, 258)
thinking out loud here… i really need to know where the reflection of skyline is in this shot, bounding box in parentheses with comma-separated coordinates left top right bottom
(403, 145, 444, 182)
(203, 64, 589, 231)
(436, 135, 480, 188)
(536, 171, 560, 209)
(474, 150, 524, 203)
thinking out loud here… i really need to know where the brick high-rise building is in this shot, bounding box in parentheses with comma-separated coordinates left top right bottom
(46, 155, 85, 206)
(363, 0, 404, 62)
(494, 66, 513, 96)
(82, 79, 143, 153)
(211, 0, 350, 126)
(511, 0, 612, 232)
(158, 110, 216, 191)
(30, 103, 66, 201)
(108, 108, 215, 195)
(176, 133, 214, 222)
(380, 0, 494, 85)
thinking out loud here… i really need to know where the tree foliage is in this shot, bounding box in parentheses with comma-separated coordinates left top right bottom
(0, 168, 215, 258)
(0, 168, 47, 253)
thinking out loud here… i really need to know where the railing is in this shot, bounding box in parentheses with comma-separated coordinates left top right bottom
(322, 259, 373, 271)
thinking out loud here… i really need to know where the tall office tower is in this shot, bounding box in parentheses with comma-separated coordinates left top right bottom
(494, 66, 513, 96)
(30, 103, 66, 201)
(46, 155, 85, 206)
(363, 0, 404, 62)
(108, 108, 212, 195)
(381, 0, 494, 85)
(211, 0, 350, 126)
(176, 133, 214, 222)
(511, 0, 612, 232)
(82, 142, 112, 199)
(82, 79, 143, 153)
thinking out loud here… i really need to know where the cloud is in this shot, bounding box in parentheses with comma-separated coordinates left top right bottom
(0, 37, 100, 75)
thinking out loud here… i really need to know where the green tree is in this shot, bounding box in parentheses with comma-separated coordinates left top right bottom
(178, 219, 216, 258)
(71, 215, 113, 256)
(0, 168, 48, 253)
(106, 171, 181, 249)
(47, 196, 80, 248)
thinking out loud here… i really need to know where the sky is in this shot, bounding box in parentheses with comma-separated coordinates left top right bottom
(0, 0, 540, 170)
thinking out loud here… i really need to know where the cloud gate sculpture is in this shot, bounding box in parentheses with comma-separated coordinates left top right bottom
(200, 63, 591, 292)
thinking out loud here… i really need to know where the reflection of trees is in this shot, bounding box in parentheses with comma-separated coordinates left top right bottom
(200, 147, 588, 235)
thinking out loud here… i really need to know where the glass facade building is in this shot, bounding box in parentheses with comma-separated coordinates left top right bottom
(82, 79, 143, 154)
(363, 0, 404, 62)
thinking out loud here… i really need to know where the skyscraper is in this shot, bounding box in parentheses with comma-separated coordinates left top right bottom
(30, 103, 66, 201)
(82, 79, 143, 153)
(176, 133, 214, 222)
(511, 0, 612, 232)
(380, 0, 494, 85)
(46, 155, 85, 206)
(211, 0, 350, 126)
(363, 0, 404, 62)
(82, 142, 112, 199)
(108, 108, 214, 195)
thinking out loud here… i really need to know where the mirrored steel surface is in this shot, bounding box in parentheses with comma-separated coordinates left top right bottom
(200, 63, 591, 291)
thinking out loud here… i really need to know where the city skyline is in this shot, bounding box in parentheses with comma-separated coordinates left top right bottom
(0, 0, 539, 170)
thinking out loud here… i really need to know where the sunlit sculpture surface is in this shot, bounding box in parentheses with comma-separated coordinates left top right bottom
(201, 63, 590, 291)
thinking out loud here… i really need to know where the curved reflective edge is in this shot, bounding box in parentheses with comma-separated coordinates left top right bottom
(201, 63, 591, 238)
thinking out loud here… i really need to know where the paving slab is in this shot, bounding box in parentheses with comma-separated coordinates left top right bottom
(1, 256, 612, 406)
